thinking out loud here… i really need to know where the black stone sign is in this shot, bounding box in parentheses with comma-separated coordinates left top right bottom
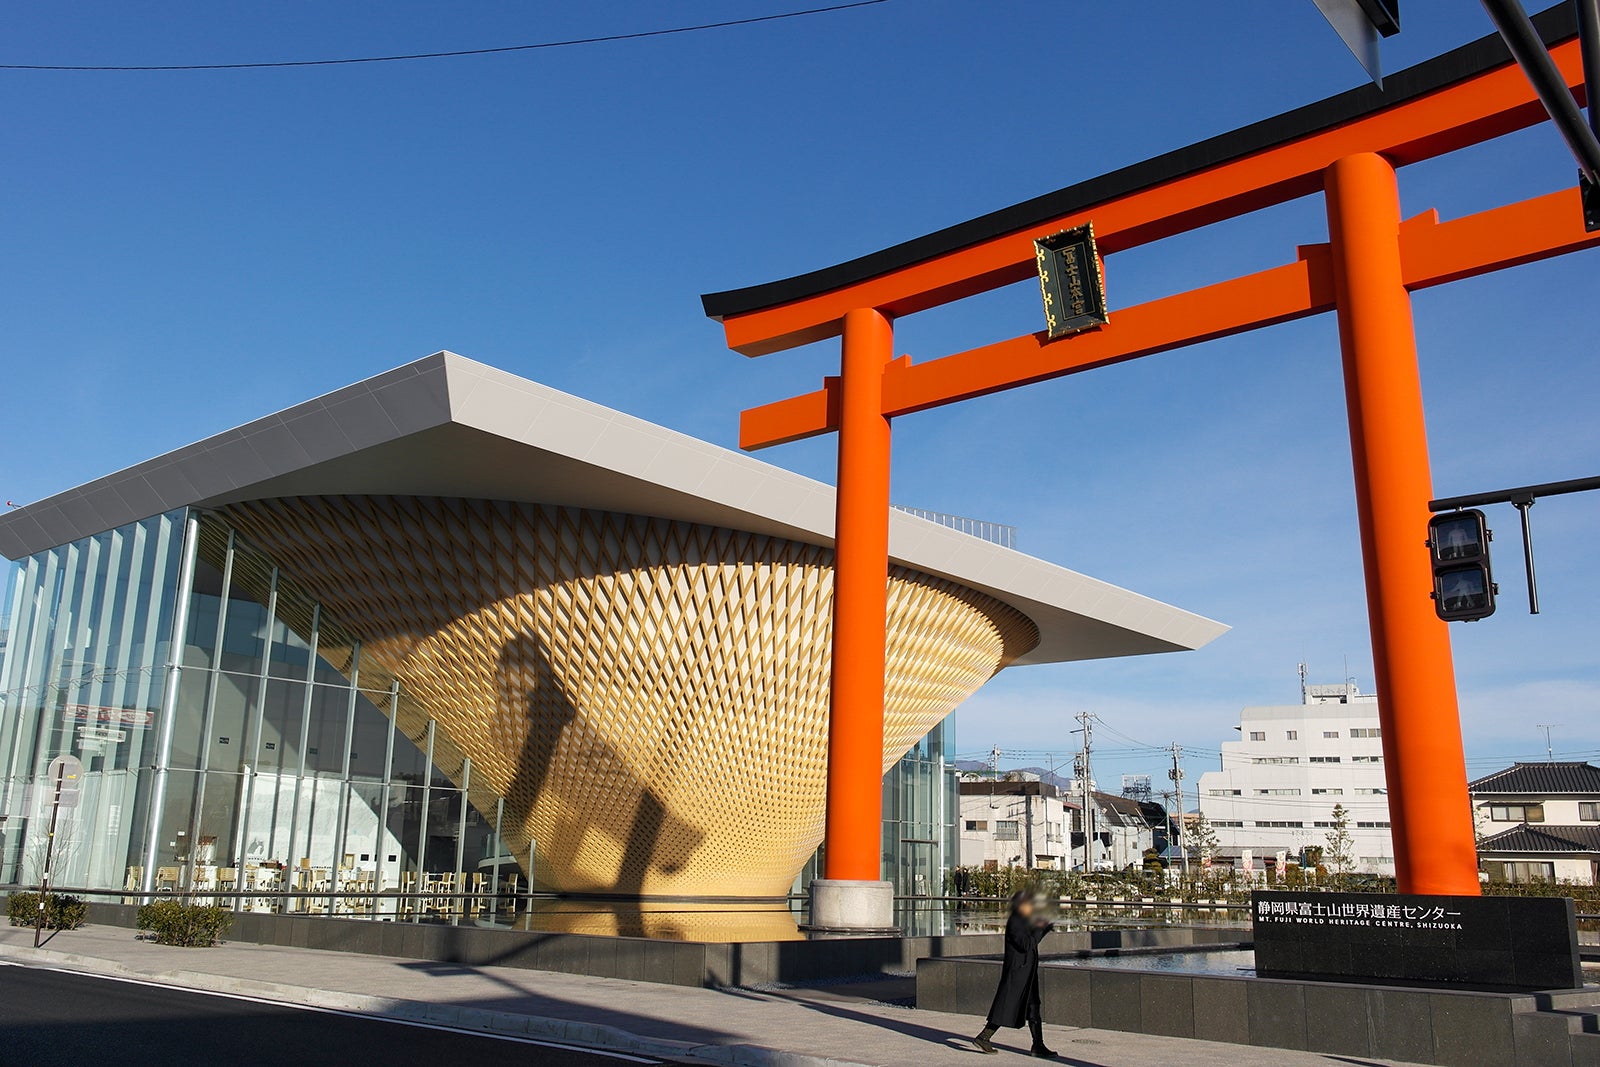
(1033, 224, 1108, 339)
(1252, 890, 1580, 992)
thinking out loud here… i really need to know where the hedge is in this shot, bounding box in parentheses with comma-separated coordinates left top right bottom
(136, 899, 232, 947)
(6, 892, 88, 930)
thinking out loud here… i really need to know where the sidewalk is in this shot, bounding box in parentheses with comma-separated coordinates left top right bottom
(0, 924, 1425, 1067)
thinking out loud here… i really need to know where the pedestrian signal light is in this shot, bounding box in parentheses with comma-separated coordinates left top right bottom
(1427, 509, 1496, 621)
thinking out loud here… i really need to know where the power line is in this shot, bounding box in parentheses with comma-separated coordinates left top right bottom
(0, 1, 893, 72)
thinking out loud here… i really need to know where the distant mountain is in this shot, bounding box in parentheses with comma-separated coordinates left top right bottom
(953, 760, 1074, 792)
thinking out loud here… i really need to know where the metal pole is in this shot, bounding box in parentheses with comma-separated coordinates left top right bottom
(491, 795, 504, 918)
(415, 719, 436, 897)
(525, 838, 535, 914)
(452, 758, 471, 923)
(231, 568, 278, 889)
(327, 642, 360, 914)
(1578, 0, 1600, 139)
(186, 529, 233, 892)
(374, 680, 399, 898)
(1431, 473, 1600, 510)
(1514, 499, 1540, 614)
(34, 761, 65, 948)
(140, 513, 200, 898)
(1480, 0, 1600, 180)
(282, 603, 320, 895)
(1170, 743, 1189, 878)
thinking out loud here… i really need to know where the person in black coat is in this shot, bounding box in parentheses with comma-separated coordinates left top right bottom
(973, 890, 1055, 1057)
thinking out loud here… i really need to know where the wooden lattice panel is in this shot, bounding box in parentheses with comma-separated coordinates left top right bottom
(221, 496, 1039, 898)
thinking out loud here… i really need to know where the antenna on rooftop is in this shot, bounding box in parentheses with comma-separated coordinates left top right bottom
(1536, 724, 1561, 762)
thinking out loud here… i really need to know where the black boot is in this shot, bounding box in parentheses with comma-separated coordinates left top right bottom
(972, 1026, 998, 1055)
(1029, 1020, 1055, 1058)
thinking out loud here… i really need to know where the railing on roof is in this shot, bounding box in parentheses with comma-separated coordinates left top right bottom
(891, 506, 1017, 550)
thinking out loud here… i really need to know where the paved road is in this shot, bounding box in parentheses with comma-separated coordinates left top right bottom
(0, 964, 675, 1067)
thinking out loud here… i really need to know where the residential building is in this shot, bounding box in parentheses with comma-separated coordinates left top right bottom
(1092, 791, 1158, 870)
(959, 779, 1073, 870)
(1197, 681, 1394, 875)
(959, 779, 1158, 872)
(0, 353, 1223, 910)
(1471, 761, 1600, 884)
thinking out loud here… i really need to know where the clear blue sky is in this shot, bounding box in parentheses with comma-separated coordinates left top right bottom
(3, 2, 1596, 790)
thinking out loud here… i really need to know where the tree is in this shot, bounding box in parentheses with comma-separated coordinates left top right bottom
(1186, 812, 1220, 868)
(1324, 804, 1355, 882)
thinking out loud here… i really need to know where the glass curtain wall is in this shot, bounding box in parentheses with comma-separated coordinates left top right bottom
(882, 719, 957, 898)
(792, 718, 959, 900)
(0, 511, 185, 892)
(0, 509, 497, 916)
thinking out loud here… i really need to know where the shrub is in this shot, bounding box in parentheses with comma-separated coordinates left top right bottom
(136, 899, 232, 947)
(6, 892, 88, 930)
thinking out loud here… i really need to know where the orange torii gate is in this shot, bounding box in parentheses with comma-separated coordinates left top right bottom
(703, 10, 1600, 907)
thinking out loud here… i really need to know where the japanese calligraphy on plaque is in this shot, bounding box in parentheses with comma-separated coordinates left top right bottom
(1034, 223, 1108, 339)
(1251, 890, 1580, 991)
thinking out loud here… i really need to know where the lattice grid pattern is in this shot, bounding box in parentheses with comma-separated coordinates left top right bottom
(221, 496, 1038, 898)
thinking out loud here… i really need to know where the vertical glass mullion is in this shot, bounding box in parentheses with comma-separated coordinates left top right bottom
(491, 795, 504, 917)
(452, 757, 471, 921)
(187, 529, 234, 888)
(0, 560, 27, 694)
(229, 567, 278, 880)
(0, 560, 43, 884)
(282, 604, 320, 888)
(104, 522, 148, 735)
(326, 641, 359, 912)
(374, 680, 399, 893)
(138, 512, 200, 896)
(126, 516, 174, 761)
(25, 546, 81, 796)
(0, 559, 37, 812)
(61, 535, 102, 719)
(195, 530, 236, 775)
(415, 719, 436, 879)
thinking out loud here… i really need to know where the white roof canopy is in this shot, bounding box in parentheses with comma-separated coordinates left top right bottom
(0, 352, 1226, 665)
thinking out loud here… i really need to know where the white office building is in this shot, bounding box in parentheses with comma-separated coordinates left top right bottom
(1196, 682, 1395, 876)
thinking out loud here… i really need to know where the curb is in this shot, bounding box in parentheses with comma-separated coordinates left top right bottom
(0, 942, 872, 1067)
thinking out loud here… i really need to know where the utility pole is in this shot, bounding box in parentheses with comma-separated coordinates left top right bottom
(1073, 712, 1096, 872)
(1167, 742, 1189, 877)
(990, 744, 1002, 779)
(1536, 724, 1561, 762)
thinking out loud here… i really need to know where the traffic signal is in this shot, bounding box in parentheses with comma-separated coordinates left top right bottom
(1427, 509, 1496, 621)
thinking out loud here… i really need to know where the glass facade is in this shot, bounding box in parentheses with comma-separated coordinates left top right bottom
(0, 510, 499, 915)
(2, 506, 959, 915)
(794, 718, 959, 898)
(882, 719, 959, 898)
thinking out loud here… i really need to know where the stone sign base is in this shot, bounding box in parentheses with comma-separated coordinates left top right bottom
(918, 954, 1600, 1067)
(1252, 890, 1581, 992)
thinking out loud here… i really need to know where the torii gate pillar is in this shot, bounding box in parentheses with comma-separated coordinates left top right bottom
(1326, 153, 1480, 895)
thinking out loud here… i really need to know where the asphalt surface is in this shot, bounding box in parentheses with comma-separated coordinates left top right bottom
(0, 964, 676, 1066)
